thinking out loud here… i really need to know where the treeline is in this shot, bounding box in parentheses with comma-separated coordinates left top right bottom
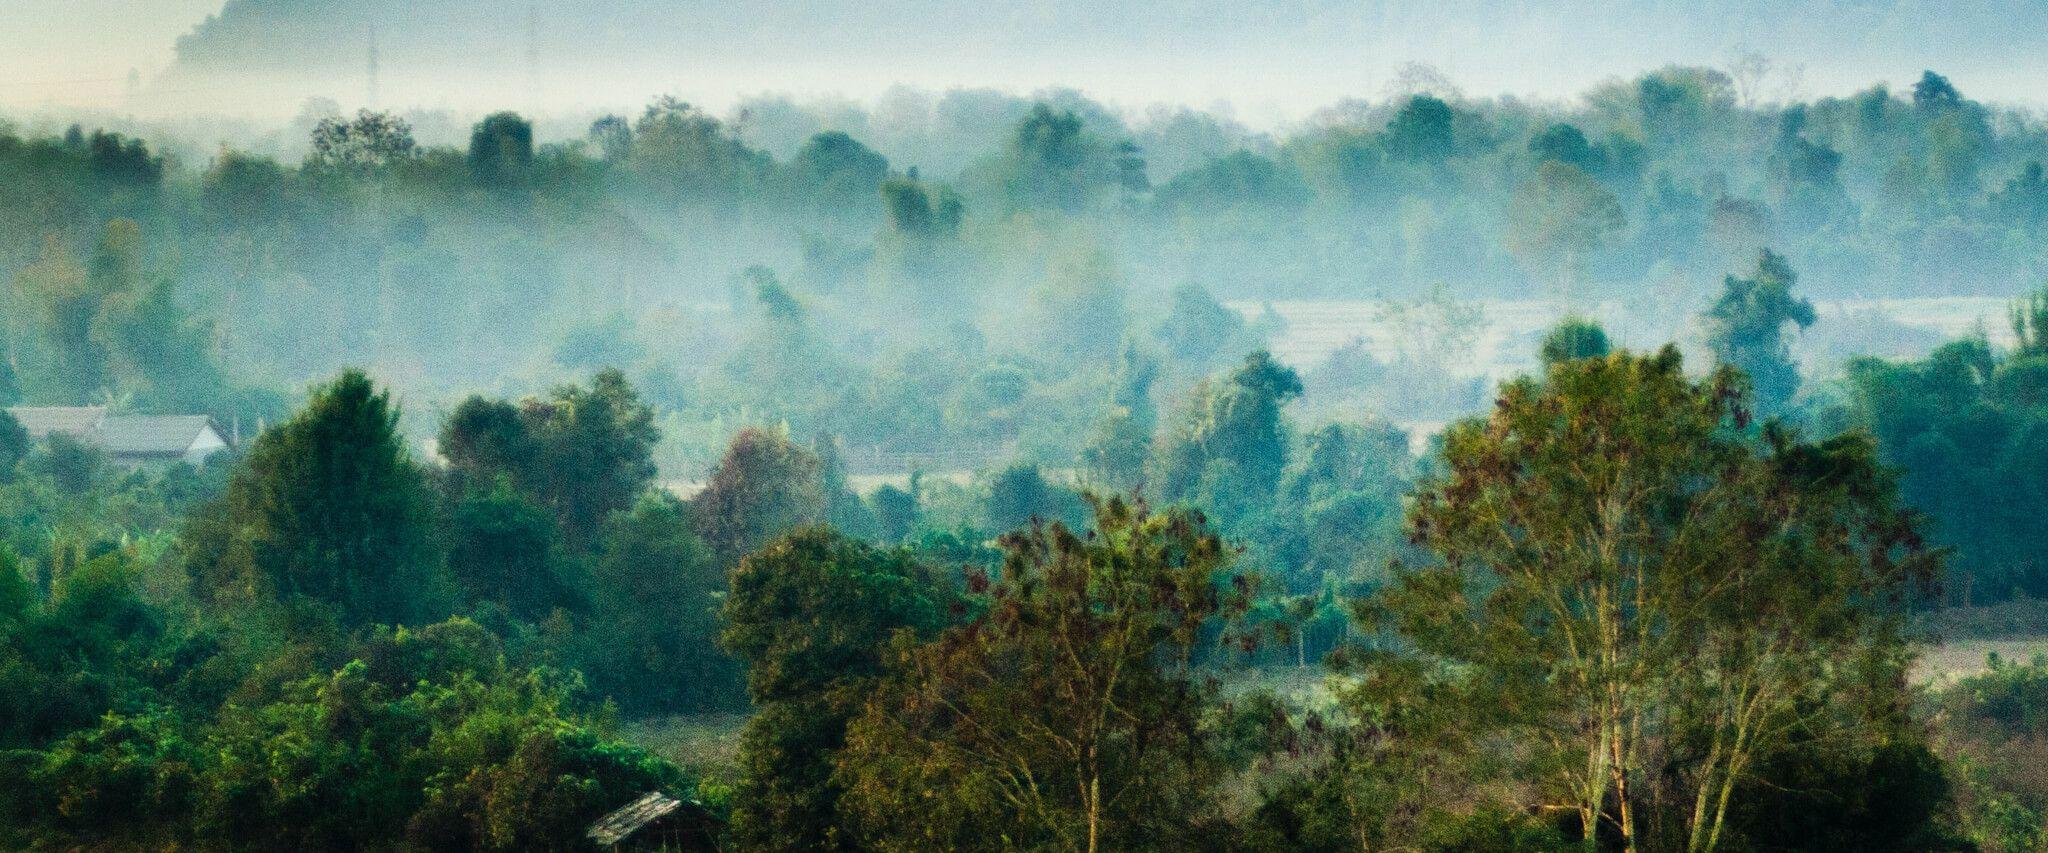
(9, 67, 2048, 442)
(9, 331, 2034, 849)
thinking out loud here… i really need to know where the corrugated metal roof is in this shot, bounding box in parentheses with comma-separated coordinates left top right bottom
(587, 792, 683, 846)
(5, 406, 106, 440)
(4, 408, 226, 458)
(98, 415, 218, 456)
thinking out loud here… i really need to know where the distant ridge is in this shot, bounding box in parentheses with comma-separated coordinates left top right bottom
(151, 0, 2048, 115)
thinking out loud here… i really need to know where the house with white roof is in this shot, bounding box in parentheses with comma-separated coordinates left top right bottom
(6, 406, 232, 468)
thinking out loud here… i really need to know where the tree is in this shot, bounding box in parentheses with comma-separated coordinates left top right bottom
(692, 427, 825, 568)
(521, 369, 659, 545)
(0, 410, 25, 481)
(1384, 95, 1456, 165)
(1530, 123, 1606, 174)
(1153, 283, 1250, 367)
(12, 235, 105, 404)
(786, 131, 889, 218)
(868, 483, 921, 544)
(99, 277, 228, 414)
(1911, 70, 1963, 111)
(1002, 103, 1137, 212)
(0, 328, 21, 406)
(184, 370, 444, 626)
(1081, 341, 1159, 490)
(1152, 150, 1311, 216)
(721, 527, 952, 851)
(467, 111, 534, 187)
(1993, 162, 2048, 232)
(837, 498, 1249, 852)
(1838, 300, 2048, 603)
(1372, 347, 1936, 852)
(1539, 317, 1613, 367)
(1263, 420, 1413, 594)
(439, 370, 659, 547)
(581, 493, 740, 714)
(444, 480, 578, 621)
(1008, 104, 1093, 211)
(439, 397, 536, 494)
(982, 463, 1083, 533)
(881, 177, 963, 239)
(1703, 249, 1815, 415)
(1155, 350, 1303, 517)
(307, 110, 416, 171)
(587, 114, 632, 161)
(812, 434, 876, 539)
(1505, 161, 1625, 302)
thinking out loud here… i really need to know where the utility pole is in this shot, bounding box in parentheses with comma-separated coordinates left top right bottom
(366, 23, 381, 109)
(525, 2, 540, 114)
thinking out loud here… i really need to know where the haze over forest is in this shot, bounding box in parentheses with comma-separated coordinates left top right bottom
(12, 3, 2048, 851)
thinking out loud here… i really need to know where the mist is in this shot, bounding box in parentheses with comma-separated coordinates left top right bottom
(13, 0, 2048, 123)
(11, 4, 2048, 850)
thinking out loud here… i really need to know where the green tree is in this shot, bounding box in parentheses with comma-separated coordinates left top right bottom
(0, 410, 26, 480)
(868, 482, 921, 545)
(1155, 350, 1303, 516)
(1529, 123, 1606, 173)
(581, 493, 740, 715)
(184, 370, 444, 626)
(1373, 347, 1936, 852)
(523, 369, 660, 545)
(444, 480, 579, 621)
(721, 527, 952, 851)
(12, 235, 106, 404)
(1384, 95, 1456, 165)
(1703, 249, 1815, 415)
(439, 370, 659, 547)
(982, 462, 1083, 532)
(1912, 70, 1963, 111)
(837, 498, 1248, 852)
(692, 427, 825, 568)
(307, 110, 416, 171)
(466, 111, 534, 187)
(0, 327, 20, 406)
(1081, 341, 1160, 490)
(1538, 317, 1613, 367)
(786, 131, 889, 219)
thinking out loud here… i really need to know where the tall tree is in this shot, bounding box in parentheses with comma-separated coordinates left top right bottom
(581, 493, 740, 714)
(1155, 350, 1303, 517)
(1373, 347, 1935, 852)
(1081, 341, 1159, 490)
(1539, 317, 1613, 367)
(721, 527, 951, 851)
(439, 370, 658, 547)
(837, 498, 1249, 852)
(0, 410, 26, 480)
(1383, 95, 1457, 165)
(467, 111, 534, 188)
(692, 427, 825, 568)
(184, 370, 444, 625)
(523, 369, 659, 545)
(1703, 249, 1815, 415)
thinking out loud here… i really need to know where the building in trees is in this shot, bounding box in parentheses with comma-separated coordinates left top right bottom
(6, 406, 230, 468)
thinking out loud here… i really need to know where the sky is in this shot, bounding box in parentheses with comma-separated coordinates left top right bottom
(0, 0, 221, 107)
(2, 1, 2042, 127)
